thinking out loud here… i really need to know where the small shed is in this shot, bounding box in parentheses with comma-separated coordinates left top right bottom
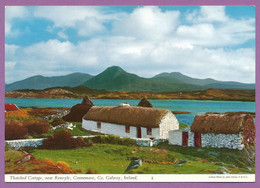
(82, 106, 179, 139)
(169, 113, 255, 150)
(5, 104, 19, 111)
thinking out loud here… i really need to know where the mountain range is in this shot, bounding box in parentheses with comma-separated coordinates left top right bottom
(5, 66, 255, 92)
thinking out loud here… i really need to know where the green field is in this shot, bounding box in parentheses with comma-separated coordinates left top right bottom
(28, 144, 253, 174)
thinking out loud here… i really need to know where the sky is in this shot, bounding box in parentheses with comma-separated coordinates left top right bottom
(5, 6, 255, 84)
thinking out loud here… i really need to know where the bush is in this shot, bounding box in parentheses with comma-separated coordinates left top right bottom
(24, 120, 50, 135)
(41, 130, 91, 149)
(50, 117, 66, 127)
(91, 135, 136, 146)
(5, 120, 28, 140)
(5, 110, 29, 119)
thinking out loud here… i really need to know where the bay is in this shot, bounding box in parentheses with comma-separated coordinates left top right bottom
(5, 98, 255, 125)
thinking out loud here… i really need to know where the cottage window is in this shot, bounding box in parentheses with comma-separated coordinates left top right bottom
(125, 126, 130, 133)
(97, 122, 101, 129)
(147, 128, 152, 135)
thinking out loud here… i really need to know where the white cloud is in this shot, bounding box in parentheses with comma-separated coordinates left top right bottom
(34, 6, 118, 37)
(187, 6, 228, 23)
(113, 6, 180, 40)
(5, 6, 29, 36)
(5, 6, 255, 84)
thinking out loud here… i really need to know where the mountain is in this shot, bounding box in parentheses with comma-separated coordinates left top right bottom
(153, 72, 255, 90)
(82, 66, 204, 92)
(6, 66, 255, 92)
(5, 73, 93, 91)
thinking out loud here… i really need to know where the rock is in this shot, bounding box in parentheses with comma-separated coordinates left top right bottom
(175, 164, 182, 167)
(176, 159, 187, 165)
(215, 166, 230, 174)
(16, 154, 33, 164)
(124, 159, 142, 172)
(81, 96, 94, 106)
(137, 98, 153, 108)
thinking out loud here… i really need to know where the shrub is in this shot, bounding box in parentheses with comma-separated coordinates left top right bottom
(5, 120, 28, 140)
(41, 130, 90, 149)
(91, 135, 136, 146)
(24, 120, 50, 135)
(50, 117, 66, 127)
(5, 110, 29, 119)
(31, 159, 75, 174)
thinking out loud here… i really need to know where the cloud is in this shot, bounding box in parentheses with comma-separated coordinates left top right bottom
(113, 6, 180, 40)
(5, 6, 255, 84)
(34, 6, 119, 37)
(5, 37, 255, 83)
(186, 6, 228, 23)
(5, 6, 29, 36)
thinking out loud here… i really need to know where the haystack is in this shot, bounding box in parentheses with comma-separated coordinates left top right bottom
(83, 106, 170, 128)
(137, 98, 153, 108)
(62, 96, 94, 122)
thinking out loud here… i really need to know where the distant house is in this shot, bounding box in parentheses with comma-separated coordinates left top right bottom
(169, 113, 255, 150)
(5, 104, 19, 111)
(82, 105, 179, 139)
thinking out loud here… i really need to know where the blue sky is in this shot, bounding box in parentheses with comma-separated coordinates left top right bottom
(5, 6, 255, 83)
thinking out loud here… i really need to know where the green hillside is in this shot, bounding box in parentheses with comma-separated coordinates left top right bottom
(6, 73, 93, 91)
(83, 66, 204, 92)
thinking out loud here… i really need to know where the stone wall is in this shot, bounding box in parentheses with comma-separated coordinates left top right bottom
(201, 133, 244, 150)
(168, 128, 244, 150)
(6, 138, 46, 149)
(5, 136, 96, 150)
(160, 111, 179, 139)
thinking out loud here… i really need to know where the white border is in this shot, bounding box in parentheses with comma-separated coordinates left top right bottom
(5, 174, 255, 182)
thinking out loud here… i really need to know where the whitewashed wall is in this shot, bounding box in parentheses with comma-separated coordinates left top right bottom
(82, 120, 160, 139)
(159, 112, 179, 139)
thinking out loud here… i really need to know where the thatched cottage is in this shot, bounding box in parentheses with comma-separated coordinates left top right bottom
(82, 105, 179, 139)
(169, 113, 255, 150)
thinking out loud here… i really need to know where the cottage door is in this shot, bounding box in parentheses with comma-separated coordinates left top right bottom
(182, 132, 188, 146)
(194, 133, 201, 147)
(137, 127, 141, 138)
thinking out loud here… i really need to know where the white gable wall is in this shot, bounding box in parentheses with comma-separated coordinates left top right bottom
(159, 112, 179, 139)
(82, 120, 160, 139)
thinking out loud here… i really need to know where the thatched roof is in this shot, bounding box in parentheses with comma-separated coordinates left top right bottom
(191, 113, 254, 134)
(83, 106, 171, 128)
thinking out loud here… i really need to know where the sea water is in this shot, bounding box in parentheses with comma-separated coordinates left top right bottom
(5, 98, 255, 125)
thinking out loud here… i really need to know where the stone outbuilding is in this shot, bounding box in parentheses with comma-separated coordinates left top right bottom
(82, 105, 179, 139)
(169, 113, 255, 150)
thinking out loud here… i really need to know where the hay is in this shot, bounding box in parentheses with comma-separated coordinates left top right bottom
(83, 106, 171, 128)
(191, 113, 254, 134)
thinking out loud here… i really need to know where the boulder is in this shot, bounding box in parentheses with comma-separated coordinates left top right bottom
(124, 159, 142, 173)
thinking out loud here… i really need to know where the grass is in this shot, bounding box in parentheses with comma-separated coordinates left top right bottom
(29, 144, 253, 174)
